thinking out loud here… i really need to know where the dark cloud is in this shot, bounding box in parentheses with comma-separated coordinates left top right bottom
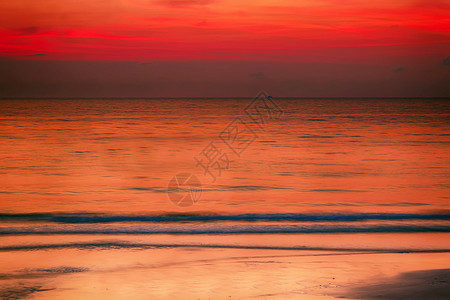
(140, 62, 154, 66)
(393, 67, 405, 72)
(17, 26, 40, 35)
(442, 56, 450, 66)
(24, 54, 47, 57)
(414, 0, 450, 9)
(249, 71, 266, 79)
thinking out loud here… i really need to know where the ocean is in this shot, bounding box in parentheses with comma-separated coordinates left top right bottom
(0, 97, 449, 299)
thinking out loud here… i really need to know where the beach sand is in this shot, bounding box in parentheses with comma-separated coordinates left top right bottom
(0, 243, 449, 299)
(342, 268, 450, 300)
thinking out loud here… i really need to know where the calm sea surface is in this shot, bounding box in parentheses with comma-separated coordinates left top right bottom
(0, 98, 449, 299)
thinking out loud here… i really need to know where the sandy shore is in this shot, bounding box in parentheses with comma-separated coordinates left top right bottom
(343, 269, 450, 300)
(1, 242, 449, 299)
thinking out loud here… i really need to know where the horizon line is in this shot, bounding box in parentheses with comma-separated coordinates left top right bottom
(1, 96, 449, 100)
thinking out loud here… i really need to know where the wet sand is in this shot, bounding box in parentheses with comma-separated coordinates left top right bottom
(343, 268, 450, 300)
(0, 245, 450, 299)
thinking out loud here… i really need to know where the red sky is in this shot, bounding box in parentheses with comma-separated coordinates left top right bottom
(0, 0, 449, 97)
